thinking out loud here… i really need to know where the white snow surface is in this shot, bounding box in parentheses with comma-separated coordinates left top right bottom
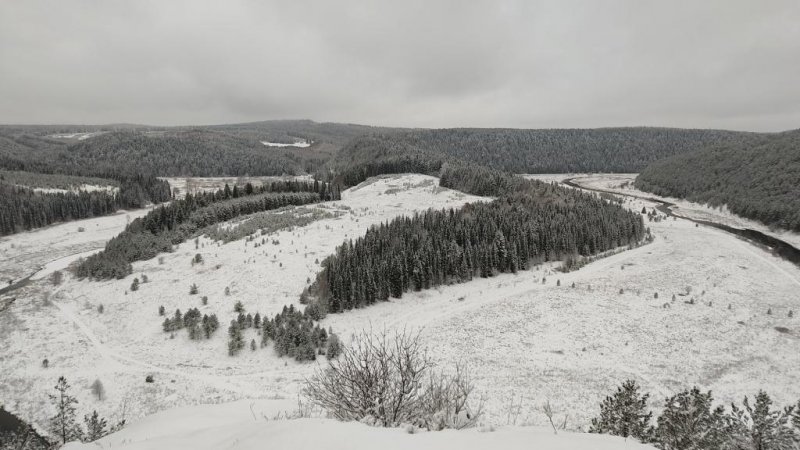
(260, 140, 311, 148)
(2, 173, 799, 441)
(0, 208, 152, 284)
(62, 399, 654, 450)
(47, 132, 106, 140)
(29, 184, 118, 195)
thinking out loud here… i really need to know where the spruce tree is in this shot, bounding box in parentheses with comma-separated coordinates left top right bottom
(49, 376, 82, 445)
(589, 379, 653, 441)
(83, 410, 107, 442)
(326, 333, 342, 359)
(227, 321, 244, 356)
(655, 388, 728, 450)
(728, 391, 797, 450)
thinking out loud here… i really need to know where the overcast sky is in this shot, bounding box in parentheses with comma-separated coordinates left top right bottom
(1, 1, 798, 131)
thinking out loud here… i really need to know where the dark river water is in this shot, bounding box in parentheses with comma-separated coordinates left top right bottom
(563, 178, 800, 268)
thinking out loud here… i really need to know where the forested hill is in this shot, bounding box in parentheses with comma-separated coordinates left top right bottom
(329, 127, 759, 176)
(0, 121, 403, 177)
(635, 130, 800, 232)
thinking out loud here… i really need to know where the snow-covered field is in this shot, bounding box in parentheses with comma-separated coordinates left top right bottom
(0, 175, 483, 429)
(47, 132, 106, 141)
(162, 175, 313, 198)
(1, 173, 799, 443)
(29, 184, 118, 195)
(63, 399, 654, 450)
(260, 140, 311, 148)
(569, 173, 800, 249)
(0, 208, 151, 285)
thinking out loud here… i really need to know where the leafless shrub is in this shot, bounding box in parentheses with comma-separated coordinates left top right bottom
(304, 329, 482, 430)
(541, 400, 568, 434)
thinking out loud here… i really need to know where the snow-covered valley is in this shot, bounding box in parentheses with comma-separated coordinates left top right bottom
(1, 173, 799, 447)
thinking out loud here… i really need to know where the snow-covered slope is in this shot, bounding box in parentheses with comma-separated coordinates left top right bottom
(62, 399, 654, 450)
(3, 173, 799, 440)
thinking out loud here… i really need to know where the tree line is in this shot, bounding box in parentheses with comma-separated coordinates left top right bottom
(635, 129, 800, 232)
(0, 173, 171, 236)
(76, 180, 337, 280)
(590, 379, 800, 449)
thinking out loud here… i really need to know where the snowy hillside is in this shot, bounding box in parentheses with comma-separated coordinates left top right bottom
(62, 399, 655, 450)
(2, 173, 799, 441)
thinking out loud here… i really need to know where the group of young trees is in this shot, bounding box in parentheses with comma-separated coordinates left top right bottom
(0, 173, 171, 236)
(310, 177, 644, 313)
(589, 379, 800, 449)
(224, 304, 340, 361)
(635, 130, 800, 231)
(77, 180, 336, 279)
(161, 307, 220, 339)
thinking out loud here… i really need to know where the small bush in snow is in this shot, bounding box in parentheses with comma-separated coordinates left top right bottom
(50, 270, 63, 286)
(90, 379, 105, 401)
(305, 329, 482, 431)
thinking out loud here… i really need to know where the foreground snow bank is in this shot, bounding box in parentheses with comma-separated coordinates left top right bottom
(62, 399, 654, 450)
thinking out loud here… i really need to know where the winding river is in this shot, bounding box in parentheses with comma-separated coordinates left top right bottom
(563, 177, 800, 268)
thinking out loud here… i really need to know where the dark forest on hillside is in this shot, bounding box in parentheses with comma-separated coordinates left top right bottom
(0, 175, 171, 236)
(329, 127, 758, 179)
(635, 130, 800, 231)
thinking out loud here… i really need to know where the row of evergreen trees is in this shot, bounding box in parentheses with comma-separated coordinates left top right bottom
(310, 182, 644, 313)
(77, 180, 337, 280)
(590, 380, 800, 449)
(0, 173, 171, 236)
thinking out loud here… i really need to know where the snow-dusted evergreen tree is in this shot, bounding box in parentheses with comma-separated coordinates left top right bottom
(654, 388, 728, 450)
(49, 376, 82, 445)
(589, 379, 653, 442)
(83, 410, 107, 442)
(727, 391, 797, 450)
(227, 320, 244, 356)
(793, 400, 800, 431)
(326, 332, 342, 360)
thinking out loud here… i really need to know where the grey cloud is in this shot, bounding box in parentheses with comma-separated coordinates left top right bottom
(0, 0, 798, 131)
